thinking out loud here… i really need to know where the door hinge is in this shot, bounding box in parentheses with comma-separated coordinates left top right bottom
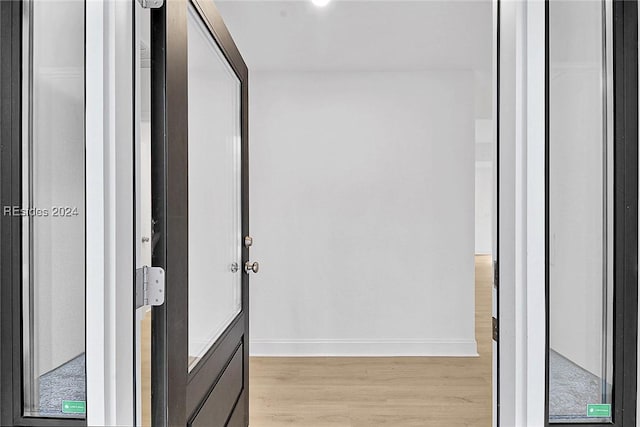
(136, 266, 165, 309)
(138, 0, 163, 9)
(493, 259, 499, 289)
(492, 317, 499, 342)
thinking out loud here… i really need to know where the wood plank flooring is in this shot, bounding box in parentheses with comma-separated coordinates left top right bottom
(249, 255, 493, 427)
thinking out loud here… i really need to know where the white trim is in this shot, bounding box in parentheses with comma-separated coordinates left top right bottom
(513, 2, 526, 422)
(250, 339, 478, 357)
(498, 1, 547, 424)
(85, 1, 107, 424)
(525, 0, 546, 425)
(86, 2, 136, 425)
(112, 1, 136, 425)
(498, 0, 530, 425)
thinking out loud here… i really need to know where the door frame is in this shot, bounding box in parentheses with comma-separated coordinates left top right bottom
(1, 1, 138, 425)
(0, 2, 44, 425)
(543, 0, 638, 425)
(497, 0, 638, 424)
(149, 0, 250, 425)
(0, 1, 89, 425)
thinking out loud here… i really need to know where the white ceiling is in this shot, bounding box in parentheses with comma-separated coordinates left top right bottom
(216, 0, 493, 71)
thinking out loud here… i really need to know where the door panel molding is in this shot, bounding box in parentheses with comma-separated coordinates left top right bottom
(187, 315, 244, 416)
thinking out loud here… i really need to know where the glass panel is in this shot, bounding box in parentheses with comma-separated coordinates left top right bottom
(187, 5, 242, 371)
(548, 0, 613, 423)
(21, 0, 86, 418)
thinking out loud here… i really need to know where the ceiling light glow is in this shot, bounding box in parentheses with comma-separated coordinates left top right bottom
(311, 0, 331, 7)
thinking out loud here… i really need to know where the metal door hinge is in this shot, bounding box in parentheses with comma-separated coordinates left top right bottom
(492, 317, 499, 342)
(138, 0, 163, 9)
(493, 259, 499, 289)
(136, 266, 165, 309)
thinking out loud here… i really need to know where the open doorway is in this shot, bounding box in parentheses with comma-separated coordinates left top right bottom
(2, 0, 499, 424)
(212, 1, 496, 425)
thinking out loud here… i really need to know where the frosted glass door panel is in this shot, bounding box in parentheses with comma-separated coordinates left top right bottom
(187, 5, 242, 371)
(548, 0, 613, 422)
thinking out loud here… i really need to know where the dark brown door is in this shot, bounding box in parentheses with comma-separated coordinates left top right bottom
(150, 1, 251, 425)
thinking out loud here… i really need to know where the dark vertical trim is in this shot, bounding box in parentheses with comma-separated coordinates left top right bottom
(544, 0, 550, 424)
(150, 4, 168, 425)
(151, 1, 189, 425)
(0, 2, 22, 425)
(495, 1, 501, 425)
(614, 1, 638, 424)
(241, 52, 250, 427)
(10, 0, 23, 420)
(545, 0, 638, 426)
(131, 1, 137, 425)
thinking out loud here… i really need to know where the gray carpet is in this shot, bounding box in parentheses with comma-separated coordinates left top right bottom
(38, 353, 86, 417)
(549, 350, 610, 422)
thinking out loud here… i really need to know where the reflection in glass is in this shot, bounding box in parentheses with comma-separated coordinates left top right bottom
(187, 5, 242, 371)
(548, 0, 613, 423)
(22, 0, 86, 418)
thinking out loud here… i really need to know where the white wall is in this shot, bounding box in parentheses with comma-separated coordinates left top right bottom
(475, 76, 495, 255)
(249, 70, 477, 356)
(475, 162, 493, 254)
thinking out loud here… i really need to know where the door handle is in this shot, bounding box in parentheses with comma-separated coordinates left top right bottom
(245, 261, 259, 274)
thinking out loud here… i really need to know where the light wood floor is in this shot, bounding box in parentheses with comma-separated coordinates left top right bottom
(249, 255, 493, 427)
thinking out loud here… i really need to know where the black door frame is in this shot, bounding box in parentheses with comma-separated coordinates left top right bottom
(495, 1, 501, 425)
(0, 1, 87, 425)
(544, 0, 638, 426)
(150, 0, 250, 425)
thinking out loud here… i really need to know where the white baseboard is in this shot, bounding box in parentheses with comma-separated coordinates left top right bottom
(250, 339, 479, 357)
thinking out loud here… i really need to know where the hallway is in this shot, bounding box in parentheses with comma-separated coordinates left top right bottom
(249, 255, 493, 427)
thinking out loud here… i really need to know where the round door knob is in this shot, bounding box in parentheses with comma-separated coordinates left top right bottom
(245, 261, 259, 274)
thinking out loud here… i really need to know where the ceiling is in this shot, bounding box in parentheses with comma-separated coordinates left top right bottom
(216, 0, 494, 71)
